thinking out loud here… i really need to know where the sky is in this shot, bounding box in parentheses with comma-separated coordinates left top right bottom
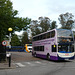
(11, 0, 75, 35)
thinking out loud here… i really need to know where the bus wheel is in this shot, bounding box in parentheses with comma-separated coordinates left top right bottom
(47, 54, 50, 60)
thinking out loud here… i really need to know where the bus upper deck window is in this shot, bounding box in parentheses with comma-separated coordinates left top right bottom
(51, 31, 55, 38)
(42, 34, 46, 39)
(47, 32, 50, 38)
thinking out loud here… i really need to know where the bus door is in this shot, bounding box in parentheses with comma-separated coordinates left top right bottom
(52, 45, 57, 52)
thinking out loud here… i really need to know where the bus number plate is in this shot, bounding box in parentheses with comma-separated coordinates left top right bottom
(65, 54, 69, 56)
(65, 59, 69, 60)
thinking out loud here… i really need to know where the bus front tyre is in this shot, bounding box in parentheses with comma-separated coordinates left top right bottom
(34, 53, 36, 57)
(47, 54, 50, 60)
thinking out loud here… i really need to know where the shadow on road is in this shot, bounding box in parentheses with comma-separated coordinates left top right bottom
(35, 56, 73, 63)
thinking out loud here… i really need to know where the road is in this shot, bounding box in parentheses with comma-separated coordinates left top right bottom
(0, 52, 75, 75)
(11, 52, 42, 62)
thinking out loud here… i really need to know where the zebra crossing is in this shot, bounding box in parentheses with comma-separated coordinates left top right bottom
(13, 60, 51, 68)
(13, 60, 74, 68)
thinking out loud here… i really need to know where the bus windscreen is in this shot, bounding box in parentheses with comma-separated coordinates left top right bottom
(57, 29, 73, 42)
(58, 44, 74, 53)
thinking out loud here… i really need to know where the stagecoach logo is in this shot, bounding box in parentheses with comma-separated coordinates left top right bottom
(46, 47, 48, 50)
(65, 54, 69, 56)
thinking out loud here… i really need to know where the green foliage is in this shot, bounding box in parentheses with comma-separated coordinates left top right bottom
(30, 17, 57, 36)
(13, 17, 31, 31)
(0, 0, 13, 42)
(50, 21, 57, 30)
(0, 0, 31, 42)
(30, 20, 41, 36)
(58, 12, 74, 29)
(39, 17, 51, 32)
(11, 34, 21, 46)
(21, 32, 29, 45)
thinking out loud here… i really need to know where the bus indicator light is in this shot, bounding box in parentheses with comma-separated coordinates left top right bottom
(54, 45, 56, 47)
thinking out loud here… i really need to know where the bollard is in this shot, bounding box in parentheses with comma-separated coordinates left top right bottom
(9, 55, 11, 67)
(6, 53, 11, 67)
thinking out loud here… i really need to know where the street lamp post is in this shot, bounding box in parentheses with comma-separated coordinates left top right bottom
(7, 27, 12, 67)
(8, 28, 13, 49)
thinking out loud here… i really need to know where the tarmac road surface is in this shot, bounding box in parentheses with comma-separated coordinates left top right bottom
(0, 52, 75, 75)
(11, 52, 42, 62)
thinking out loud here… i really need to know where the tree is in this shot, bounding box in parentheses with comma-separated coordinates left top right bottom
(0, 0, 14, 42)
(30, 20, 41, 36)
(30, 17, 57, 36)
(50, 21, 57, 30)
(11, 34, 21, 46)
(58, 12, 74, 30)
(0, 0, 31, 42)
(13, 17, 31, 31)
(21, 32, 29, 45)
(30, 17, 51, 36)
(39, 17, 51, 32)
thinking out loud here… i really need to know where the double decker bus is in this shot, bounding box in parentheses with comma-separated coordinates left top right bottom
(32, 29, 75, 60)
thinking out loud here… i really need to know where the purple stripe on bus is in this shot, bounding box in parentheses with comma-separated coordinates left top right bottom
(36, 54, 58, 60)
(36, 54, 47, 59)
(50, 56, 58, 60)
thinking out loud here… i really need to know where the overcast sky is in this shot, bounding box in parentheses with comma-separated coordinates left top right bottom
(11, 0, 75, 34)
(11, 0, 75, 20)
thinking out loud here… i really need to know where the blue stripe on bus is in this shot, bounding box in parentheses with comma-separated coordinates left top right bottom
(58, 42, 72, 45)
(59, 51, 71, 53)
(58, 56, 74, 60)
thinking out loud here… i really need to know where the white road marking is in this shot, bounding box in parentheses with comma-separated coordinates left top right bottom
(24, 62, 35, 66)
(15, 63, 26, 67)
(35, 61, 42, 64)
(14, 61, 50, 68)
(64, 67, 75, 69)
(35, 61, 47, 65)
(25, 62, 31, 65)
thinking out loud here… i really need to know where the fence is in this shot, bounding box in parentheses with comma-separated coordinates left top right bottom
(6, 46, 25, 52)
(0, 43, 6, 61)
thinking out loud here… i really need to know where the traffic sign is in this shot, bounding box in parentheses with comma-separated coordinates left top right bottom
(2, 41, 7, 46)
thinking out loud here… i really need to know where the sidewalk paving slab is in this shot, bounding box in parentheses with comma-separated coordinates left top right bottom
(0, 62, 16, 70)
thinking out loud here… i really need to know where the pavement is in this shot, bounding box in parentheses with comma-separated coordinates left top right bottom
(0, 61, 16, 70)
(0, 53, 16, 70)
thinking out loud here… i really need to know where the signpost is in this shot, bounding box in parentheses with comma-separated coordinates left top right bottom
(2, 41, 7, 46)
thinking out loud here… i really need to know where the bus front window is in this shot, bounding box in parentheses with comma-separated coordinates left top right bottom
(57, 29, 74, 43)
(58, 45, 74, 53)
